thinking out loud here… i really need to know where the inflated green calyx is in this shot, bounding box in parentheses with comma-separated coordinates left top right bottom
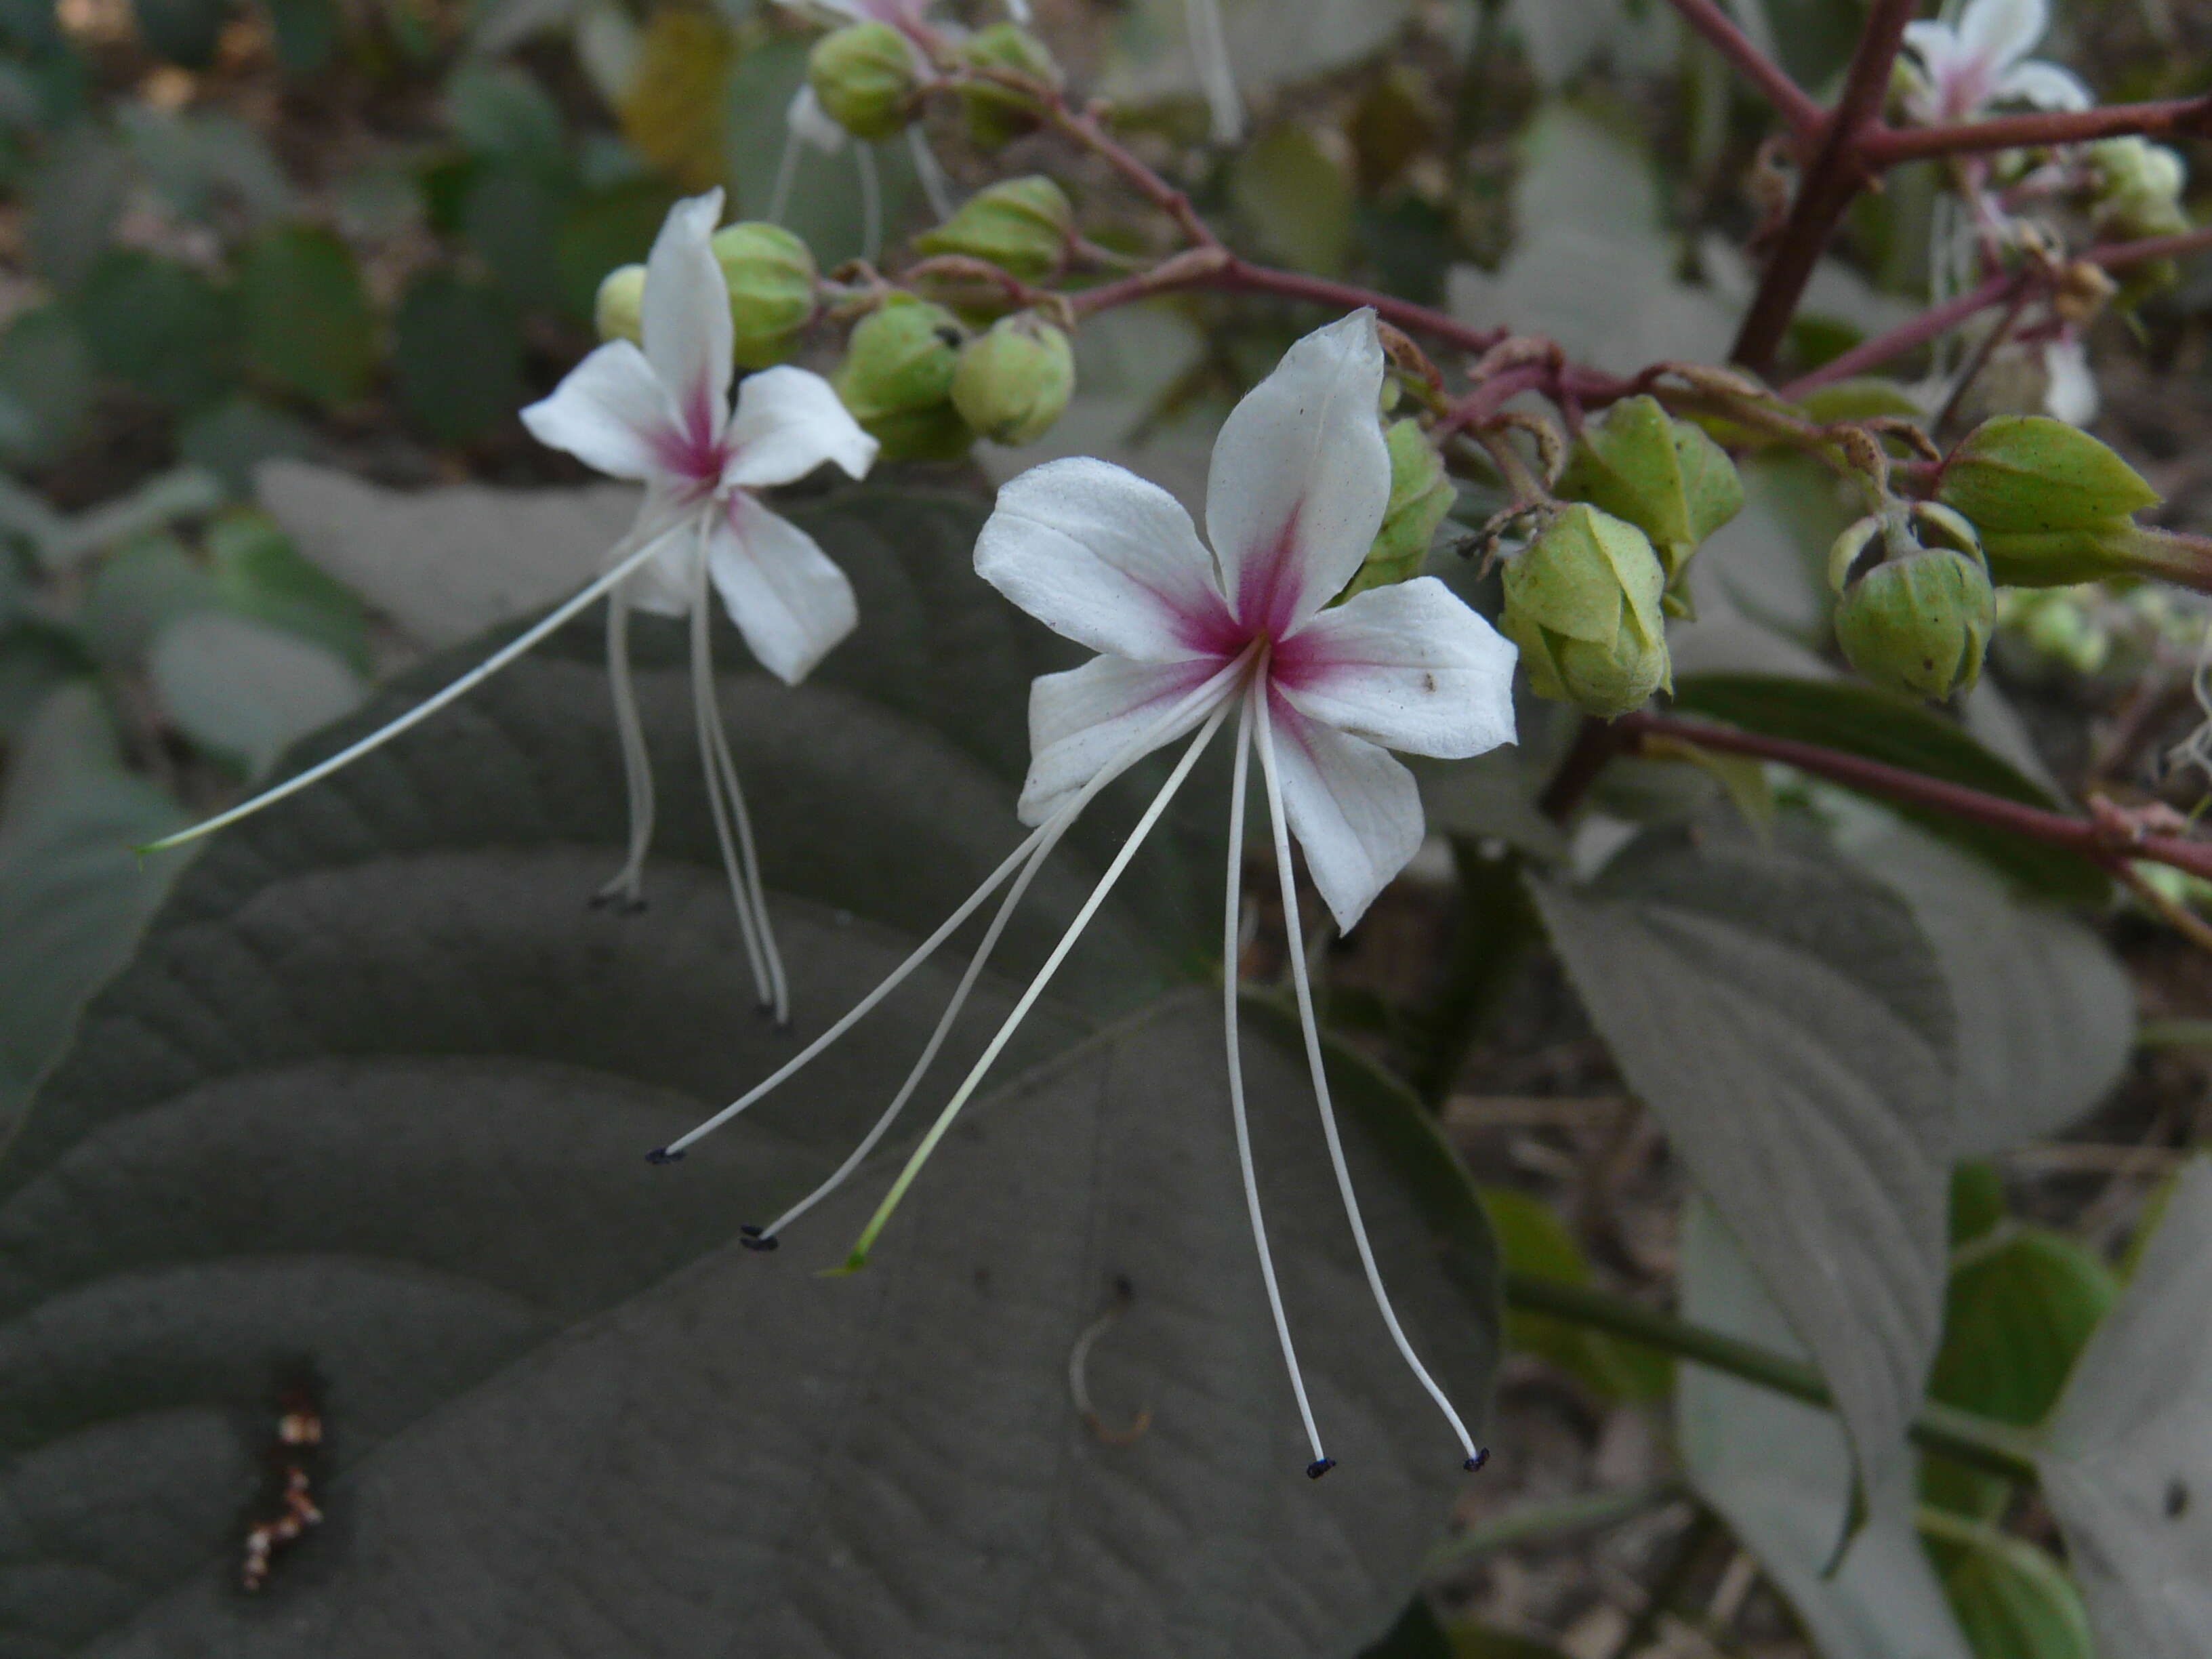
(950, 313, 1073, 445)
(710, 222, 817, 369)
(1555, 394, 1742, 615)
(957, 23, 1060, 148)
(593, 264, 646, 345)
(914, 177, 1075, 282)
(1499, 503, 1672, 717)
(1936, 415, 2164, 586)
(834, 293, 972, 461)
(808, 22, 920, 143)
(1829, 504, 1994, 701)
(1339, 419, 1455, 602)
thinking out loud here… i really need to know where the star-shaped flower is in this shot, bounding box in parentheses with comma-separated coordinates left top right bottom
(1900, 0, 2089, 125)
(655, 312, 1517, 1475)
(148, 190, 878, 1027)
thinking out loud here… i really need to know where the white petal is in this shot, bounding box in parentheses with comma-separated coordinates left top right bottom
(1958, 0, 2047, 75)
(975, 456, 1235, 664)
(1902, 19, 1962, 73)
(621, 511, 708, 617)
(1206, 310, 1392, 639)
(1003, 0, 1028, 18)
(723, 367, 879, 489)
(1277, 577, 1519, 760)
(708, 497, 857, 684)
(1265, 695, 1424, 934)
(785, 85, 848, 154)
(520, 341, 677, 481)
(641, 190, 734, 445)
(2043, 339, 2099, 426)
(1994, 58, 2091, 110)
(1016, 655, 1229, 825)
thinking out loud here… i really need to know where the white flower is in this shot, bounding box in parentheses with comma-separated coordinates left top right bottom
(1900, 0, 2089, 125)
(2041, 334, 2099, 426)
(147, 190, 878, 1030)
(653, 312, 1516, 1477)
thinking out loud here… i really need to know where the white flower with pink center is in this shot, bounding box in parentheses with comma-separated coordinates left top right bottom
(653, 311, 1517, 1477)
(1900, 0, 2089, 125)
(147, 190, 878, 1028)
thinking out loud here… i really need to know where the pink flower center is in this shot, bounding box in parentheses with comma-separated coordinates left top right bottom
(652, 378, 732, 493)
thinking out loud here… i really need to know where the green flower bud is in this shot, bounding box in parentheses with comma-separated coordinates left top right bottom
(914, 176, 1075, 282)
(1555, 394, 1743, 615)
(2090, 137, 2190, 241)
(1500, 504, 1672, 718)
(957, 22, 1060, 148)
(594, 264, 647, 345)
(1828, 504, 1994, 700)
(834, 293, 971, 461)
(708, 222, 817, 369)
(2015, 589, 2113, 676)
(808, 21, 920, 143)
(1339, 419, 1454, 602)
(1936, 415, 2163, 586)
(951, 313, 1073, 445)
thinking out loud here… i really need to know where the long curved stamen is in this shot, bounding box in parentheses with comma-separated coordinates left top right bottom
(138, 517, 690, 855)
(855, 143, 883, 264)
(693, 569, 790, 1022)
(596, 592, 657, 909)
(1185, 0, 1243, 143)
(1254, 684, 1486, 1472)
(835, 694, 1235, 1274)
(907, 125, 955, 224)
(1223, 676, 1330, 1475)
(651, 648, 1256, 1160)
(689, 527, 777, 1013)
(769, 126, 804, 226)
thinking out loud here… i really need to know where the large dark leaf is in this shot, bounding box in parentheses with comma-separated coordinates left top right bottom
(0, 490, 1498, 1656)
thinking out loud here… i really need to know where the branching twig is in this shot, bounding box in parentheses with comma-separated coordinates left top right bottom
(1660, 0, 1826, 145)
(1863, 91, 2212, 167)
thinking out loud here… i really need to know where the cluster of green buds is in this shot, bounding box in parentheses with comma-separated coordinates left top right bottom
(1997, 582, 2208, 679)
(1997, 586, 2116, 676)
(915, 176, 1076, 282)
(1339, 419, 1457, 602)
(593, 222, 819, 368)
(834, 293, 972, 460)
(1935, 415, 2167, 586)
(1828, 502, 1994, 701)
(1555, 395, 1744, 616)
(808, 20, 922, 142)
(2089, 136, 2190, 243)
(1499, 504, 1673, 717)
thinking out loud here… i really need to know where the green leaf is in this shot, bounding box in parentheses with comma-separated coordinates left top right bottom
(2039, 1159, 2212, 1659)
(1478, 1187, 1667, 1400)
(1678, 1203, 1975, 1659)
(117, 105, 293, 224)
(179, 394, 322, 494)
(78, 532, 216, 664)
(1232, 122, 1355, 277)
(0, 497, 1498, 1651)
(1530, 821, 1954, 1509)
(148, 607, 367, 773)
(391, 270, 525, 445)
(444, 60, 567, 180)
(28, 123, 129, 286)
(1924, 1229, 2116, 1520)
(1939, 1530, 2096, 1659)
(71, 248, 243, 409)
(1837, 820, 2132, 1156)
(461, 160, 567, 312)
(0, 303, 94, 466)
(0, 684, 184, 1121)
(1670, 674, 2110, 901)
(0, 619, 94, 736)
(1948, 1162, 2005, 1249)
(205, 506, 371, 673)
(239, 225, 377, 407)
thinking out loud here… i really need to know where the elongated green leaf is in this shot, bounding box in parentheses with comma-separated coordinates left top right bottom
(1531, 823, 1953, 1509)
(1928, 1517, 2096, 1659)
(0, 491, 1496, 1654)
(1670, 674, 2108, 901)
(2040, 1160, 2212, 1659)
(240, 226, 377, 407)
(1839, 821, 2132, 1155)
(1678, 1204, 1973, 1659)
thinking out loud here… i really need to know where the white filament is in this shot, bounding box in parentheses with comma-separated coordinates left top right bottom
(1223, 677, 1326, 1465)
(689, 530, 779, 1016)
(597, 592, 657, 907)
(907, 125, 955, 224)
(856, 144, 883, 264)
(840, 696, 1235, 1266)
(769, 126, 804, 226)
(141, 517, 687, 854)
(656, 651, 1255, 1158)
(696, 610, 791, 1023)
(1185, 0, 1243, 144)
(1254, 686, 1482, 1465)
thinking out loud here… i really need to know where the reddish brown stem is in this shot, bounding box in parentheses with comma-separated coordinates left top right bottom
(1046, 98, 1220, 250)
(1661, 0, 1826, 144)
(1621, 712, 2212, 882)
(1863, 93, 2212, 167)
(1729, 0, 1919, 374)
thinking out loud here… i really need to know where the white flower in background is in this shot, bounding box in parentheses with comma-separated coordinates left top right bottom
(1900, 0, 2089, 125)
(1186, 0, 1243, 143)
(2041, 334, 2100, 425)
(146, 190, 878, 1029)
(653, 311, 1517, 1477)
